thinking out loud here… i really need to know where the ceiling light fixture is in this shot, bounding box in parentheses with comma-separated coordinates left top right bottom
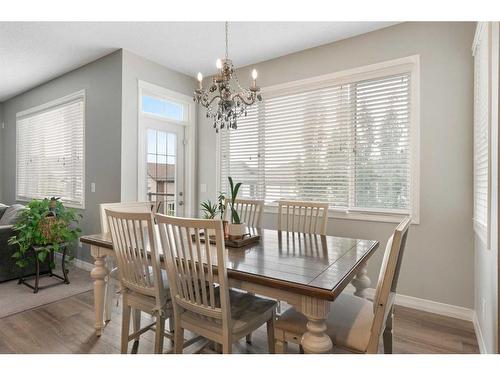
(194, 22, 262, 132)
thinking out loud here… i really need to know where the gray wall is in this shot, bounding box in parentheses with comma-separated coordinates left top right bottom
(198, 22, 476, 309)
(0, 102, 3, 201)
(121, 50, 196, 201)
(0, 50, 123, 262)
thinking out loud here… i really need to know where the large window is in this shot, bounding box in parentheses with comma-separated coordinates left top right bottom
(220, 57, 419, 222)
(16, 91, 85, 208)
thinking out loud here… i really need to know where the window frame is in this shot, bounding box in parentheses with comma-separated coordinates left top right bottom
(472, 22, 492, 247)
(15, 90, 86, 209)
(217, 55, 420, 224)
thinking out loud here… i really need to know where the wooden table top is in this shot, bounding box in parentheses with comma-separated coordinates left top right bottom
(80, 229, 378, 300)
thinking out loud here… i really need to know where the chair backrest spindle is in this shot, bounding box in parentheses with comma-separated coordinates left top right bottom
(105, 210, 166, 305)
(224, 198, 264, 228)
(277, 200, 329, 235)
(156, 215, 231, 327)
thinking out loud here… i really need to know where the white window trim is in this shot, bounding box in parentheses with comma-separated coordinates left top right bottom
(216, 55, 421, 224)
(472, 22, 492, 248)
(137, 80, 196, 217)
(15, 90, 86, 209)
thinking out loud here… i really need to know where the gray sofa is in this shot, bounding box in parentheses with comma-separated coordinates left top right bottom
(0, 203, 49, 282)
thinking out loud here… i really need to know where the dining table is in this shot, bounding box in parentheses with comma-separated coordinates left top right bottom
(80, 228, 378, 354)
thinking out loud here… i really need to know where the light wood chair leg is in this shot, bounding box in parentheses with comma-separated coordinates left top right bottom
(132, 309, 141, 342)
(275, 339, 287, 354)
(104, 278, 113, 322)
(168, 314, 175, 333)
(267, 311, 276, 354)
(222, 335, 233, 354)
(154, 317, 165, 354)
(383, 308, 394, 354)
(173, 314, 184, 354)
(276, 300, 282, 315)
(246, 292, 256, 344)
(121, 303, 131, 354)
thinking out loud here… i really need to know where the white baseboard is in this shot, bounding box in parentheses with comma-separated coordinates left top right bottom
(72, 258, 94, 272)
(473, 311, 488, 354)
(355, 286, 475, 321)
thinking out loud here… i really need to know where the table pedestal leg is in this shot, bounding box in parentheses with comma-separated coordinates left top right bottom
(90, 247, 109, 337)
(352, 263, 371, 299)
(299, 297, 332, 354)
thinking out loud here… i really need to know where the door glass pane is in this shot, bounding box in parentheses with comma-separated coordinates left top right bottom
(146, 128, 177, 215)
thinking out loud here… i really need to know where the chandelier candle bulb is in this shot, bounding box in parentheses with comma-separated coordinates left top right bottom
(197, 72, 203, 89)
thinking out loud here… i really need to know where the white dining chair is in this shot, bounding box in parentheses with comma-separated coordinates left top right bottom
(156, 214, 277, 354)
(99, 202, 152, 323)
(106, 209, 173, 354)
(224, 198, 265, 228)
(274, 216, 411, 354)
(277, 200, 329, 235)
(223, 198, 265, 345)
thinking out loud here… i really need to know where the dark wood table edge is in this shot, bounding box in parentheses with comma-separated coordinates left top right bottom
(80, 235, 379, 301)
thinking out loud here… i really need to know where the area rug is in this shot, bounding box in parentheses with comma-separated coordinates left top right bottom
(0, 266, 93, 318)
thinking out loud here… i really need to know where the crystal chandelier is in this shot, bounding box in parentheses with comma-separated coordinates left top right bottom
(194, 22, 262, 132)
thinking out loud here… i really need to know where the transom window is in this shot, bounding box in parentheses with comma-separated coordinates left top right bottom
(16, 91, 85, 208)
(141, 94, 186, 122)
(219, 57, 419, 221)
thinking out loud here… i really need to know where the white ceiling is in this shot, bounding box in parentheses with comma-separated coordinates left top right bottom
(0, 22, 398, 102)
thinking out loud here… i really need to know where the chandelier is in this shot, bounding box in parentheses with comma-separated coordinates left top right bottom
(194, 22, 262, 132)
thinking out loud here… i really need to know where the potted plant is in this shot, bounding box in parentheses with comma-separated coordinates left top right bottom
(227, 177, 246, 240)
(218, 192, 228, 239)
(8, 198, 82, 269)
(200, 199, 218, 237)
(200, 199, 218, 219)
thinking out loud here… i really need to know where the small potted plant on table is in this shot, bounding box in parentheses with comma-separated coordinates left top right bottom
(227, 177, 246, 240)
(200, 199, 218, 237)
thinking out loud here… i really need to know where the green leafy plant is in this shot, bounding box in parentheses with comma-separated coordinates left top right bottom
(217, 192, 226, 220)
(8, 198, 82, 268)
(200, 199, 218, 219)
(228, 177, 242, 224)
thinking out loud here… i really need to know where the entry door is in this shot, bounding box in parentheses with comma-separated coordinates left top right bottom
(139, 118, 185, 216)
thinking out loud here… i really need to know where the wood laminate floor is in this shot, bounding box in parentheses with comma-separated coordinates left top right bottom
(0, 290, 480, 354)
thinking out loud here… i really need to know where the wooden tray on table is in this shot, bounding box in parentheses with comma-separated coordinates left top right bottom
(191, 231, 260, 248)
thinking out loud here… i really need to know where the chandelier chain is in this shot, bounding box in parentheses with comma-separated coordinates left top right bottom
(225, 21, 229, 60)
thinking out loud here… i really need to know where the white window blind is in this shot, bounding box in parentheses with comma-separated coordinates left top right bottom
(16, 91, 85, 208)
(473, 23, 490, 240)
(220, 68, 414, 216)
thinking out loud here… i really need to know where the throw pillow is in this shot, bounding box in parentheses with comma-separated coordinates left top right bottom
(0, 204, 26, 226)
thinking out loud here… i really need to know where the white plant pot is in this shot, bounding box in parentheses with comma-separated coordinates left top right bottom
(228, 223, 246, 240)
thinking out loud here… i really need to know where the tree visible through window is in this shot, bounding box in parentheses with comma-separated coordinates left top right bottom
(220, 69, 414, 216)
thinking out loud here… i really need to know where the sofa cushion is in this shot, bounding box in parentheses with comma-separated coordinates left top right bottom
(0, 204, 25, 225)
(0, 204, 8, 219)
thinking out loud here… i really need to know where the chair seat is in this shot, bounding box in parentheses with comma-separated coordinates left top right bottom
(181, 288, 277, 336)
(275, 293, 374, 352)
